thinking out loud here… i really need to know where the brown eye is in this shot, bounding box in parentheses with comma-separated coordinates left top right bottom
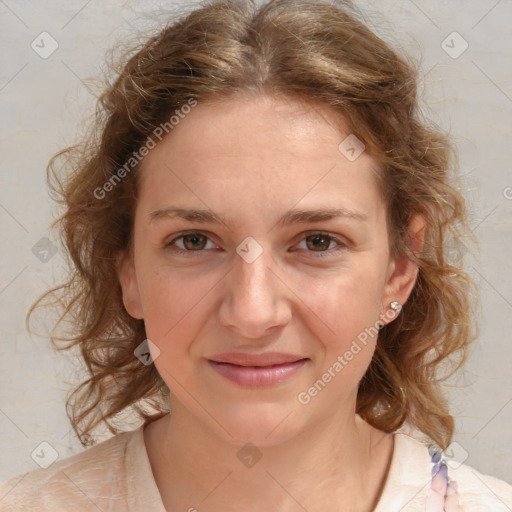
(181, 233, 208, 250)
(164, 231, 217, 253)
(294, 232, 347, 258)
(304, 234, 335, 251)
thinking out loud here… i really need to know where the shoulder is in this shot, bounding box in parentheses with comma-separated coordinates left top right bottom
(0, 428, 139, 512)
(393, 433, 512, 511)
(450, 460, 512, 510)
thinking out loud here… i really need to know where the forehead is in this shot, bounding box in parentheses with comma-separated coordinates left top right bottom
(146, 93, 355, 161)
(136, 93, 384, 224)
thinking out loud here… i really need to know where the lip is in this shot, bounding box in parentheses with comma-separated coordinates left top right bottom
(207, 352, 309, 388)
(208, 351, 307, 366)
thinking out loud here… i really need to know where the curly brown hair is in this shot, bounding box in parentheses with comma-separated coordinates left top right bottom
(27, 0, 476, 450)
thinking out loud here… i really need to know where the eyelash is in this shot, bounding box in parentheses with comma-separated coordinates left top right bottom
(162, 230, 348, 258)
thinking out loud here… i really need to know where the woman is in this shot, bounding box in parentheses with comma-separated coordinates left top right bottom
(1, 0, 511, 510)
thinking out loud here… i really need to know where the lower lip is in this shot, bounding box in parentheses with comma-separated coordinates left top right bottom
(207, 359, 308, 388)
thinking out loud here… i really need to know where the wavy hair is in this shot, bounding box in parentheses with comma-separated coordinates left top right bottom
(27, 0, 476, 450)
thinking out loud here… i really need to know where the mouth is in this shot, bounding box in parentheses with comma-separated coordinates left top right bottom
(207, 353, 309, 387)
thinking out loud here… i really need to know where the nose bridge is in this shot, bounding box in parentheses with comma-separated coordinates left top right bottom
(218, 237, 291, 337)
(235, 245, 274, 302)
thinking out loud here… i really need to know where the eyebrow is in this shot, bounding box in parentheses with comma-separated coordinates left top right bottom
(148, 207, 368, 227)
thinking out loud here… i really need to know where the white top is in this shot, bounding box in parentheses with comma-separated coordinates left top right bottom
(1, 425, 511, 511)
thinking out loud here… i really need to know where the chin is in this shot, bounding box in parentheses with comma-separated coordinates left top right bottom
(208, 401, 307, 447)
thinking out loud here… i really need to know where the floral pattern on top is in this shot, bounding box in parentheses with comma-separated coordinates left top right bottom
(426, 446, 462, 511)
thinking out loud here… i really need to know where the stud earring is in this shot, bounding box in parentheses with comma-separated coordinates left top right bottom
(390, 301, 402, 314)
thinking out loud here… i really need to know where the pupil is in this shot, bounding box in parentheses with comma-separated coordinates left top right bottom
(309, 235, 329, 251)
(184, 234, 205, 250)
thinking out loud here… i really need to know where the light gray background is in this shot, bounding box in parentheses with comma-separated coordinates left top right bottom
(1, 0, 511, 484)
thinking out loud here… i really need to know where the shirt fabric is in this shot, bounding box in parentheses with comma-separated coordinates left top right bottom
(1, 424, 511, 511)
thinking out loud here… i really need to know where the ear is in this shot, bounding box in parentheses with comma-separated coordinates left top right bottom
(117, 249, 144, 320)
(380, 215, 426, 324)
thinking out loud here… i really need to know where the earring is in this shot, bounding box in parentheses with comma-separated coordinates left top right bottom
(390, 301, 402, 314)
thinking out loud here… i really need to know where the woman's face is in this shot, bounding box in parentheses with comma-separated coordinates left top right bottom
(119, 93, 418, 445)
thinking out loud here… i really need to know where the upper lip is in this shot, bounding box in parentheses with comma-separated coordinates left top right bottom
(208, 352, 308, 367)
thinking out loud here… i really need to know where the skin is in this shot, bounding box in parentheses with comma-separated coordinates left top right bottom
(118, 92, 425, 512)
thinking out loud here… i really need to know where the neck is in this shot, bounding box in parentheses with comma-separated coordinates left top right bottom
(144, 403, 394, 512)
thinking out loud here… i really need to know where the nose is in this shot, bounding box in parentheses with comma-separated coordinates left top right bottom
(217, 244, 292, 339)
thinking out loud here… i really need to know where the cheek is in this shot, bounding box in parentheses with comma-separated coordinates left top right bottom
(140, 267, 216, 337)
(305, 260, 386, 337)
(300, 258, 387, 387)
(140, 273, 210, 381)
